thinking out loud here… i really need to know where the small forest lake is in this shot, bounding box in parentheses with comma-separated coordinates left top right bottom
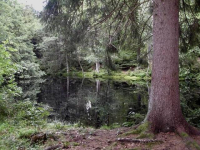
(19, 77, 200, 128)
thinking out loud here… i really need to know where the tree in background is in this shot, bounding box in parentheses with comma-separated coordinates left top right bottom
(41, 0, 153, 73)
(0, 0, 44, 79)
(179, 0, 200, 79)
(39, 0, 200, 134)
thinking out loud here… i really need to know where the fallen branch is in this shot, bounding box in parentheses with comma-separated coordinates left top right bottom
(45, 144, 63, 150)
(117, 138, 163, 143)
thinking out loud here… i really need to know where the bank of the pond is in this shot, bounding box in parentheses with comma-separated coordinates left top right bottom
(1, 118, 200, 150)
(60, 70, 200, 81)
(61, 70, 151, 82)
(0, 96, 144, 149)
(1, 78, 200, 149)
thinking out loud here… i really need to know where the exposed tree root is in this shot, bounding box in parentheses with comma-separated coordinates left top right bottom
(176, 127, 200, 150)
(144, 118, 200, 136)
(176, 125, 200, 136)
(132, 123, 143, 129)
(183, 137, 200, 150)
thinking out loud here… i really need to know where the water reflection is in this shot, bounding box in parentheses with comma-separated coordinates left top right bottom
(18, 78, 200, 128)
(36, 78, 148, 128)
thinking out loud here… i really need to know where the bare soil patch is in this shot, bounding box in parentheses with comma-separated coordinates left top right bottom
(38, 127, 200, 150)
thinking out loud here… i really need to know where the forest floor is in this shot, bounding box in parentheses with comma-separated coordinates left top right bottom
(30, 126, 200, 150)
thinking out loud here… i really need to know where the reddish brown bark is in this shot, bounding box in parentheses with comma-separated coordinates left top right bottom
(146, 0, 199, 134)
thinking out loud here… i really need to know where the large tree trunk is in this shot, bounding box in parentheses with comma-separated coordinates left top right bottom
(146, 0, 198, 134)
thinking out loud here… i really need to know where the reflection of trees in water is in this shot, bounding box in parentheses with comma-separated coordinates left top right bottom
(37, 78, 149, 128)
(19, 78, 200, 128)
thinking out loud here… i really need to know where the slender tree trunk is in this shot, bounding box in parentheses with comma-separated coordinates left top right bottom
(147, 42, 153, 69)
(95, 61, 100, 73)
(137, 43, 141, 62)
(78, 56, 84, 74)
(105, 50, 115, 71)
(76, 50, 84, 74)
(66, 53, 69, 74)
(96, 79, 100, 94)
(67, 76, 69, 99)
(146, 0, 198, 134)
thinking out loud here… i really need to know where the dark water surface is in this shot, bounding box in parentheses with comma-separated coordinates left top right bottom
(19, 78, 200, 128)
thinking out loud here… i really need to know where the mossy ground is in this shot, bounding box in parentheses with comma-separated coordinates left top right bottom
(1, 119, 200, 150)
(180, 132, 200, 150)
(0, 119, 78, 150)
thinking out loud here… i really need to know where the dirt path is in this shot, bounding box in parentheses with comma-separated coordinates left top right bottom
(40, 127, 200, 150)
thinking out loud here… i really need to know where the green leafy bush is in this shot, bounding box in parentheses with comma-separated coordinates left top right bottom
(12, 101, 51, 127)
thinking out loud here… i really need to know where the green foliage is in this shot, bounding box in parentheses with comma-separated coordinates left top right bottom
(38, 36, 65, 74)
(134, 123, 149, 134)
(0, 0, 44, 79)
(184, 108, 200, 128)
(39, 0, 200, 79)
(12, 101, 50, 127)
(100, 125, 111, 130)
(54, 122, 67, 130)
(40, 0, 153, 73)
(100, 123, 120, 130)
(122, 113, 145, 127)
(18, 128, 37, 139)
(1, 0, 200, 148)
(196, 73, 200, 80)
(0, 100, 51, 150)
(127, 113, 145, 125)
(72, 142, 80, 146)
(185, 140, 200, 150)
(0, 2, 48, 148)
(137, 132, 154, 139)
(0, 98, 50, 127)
(0, 42, 17, 86)
(129, 70, 147, 78)
(180, 1, 200, 52)
(63, 70, 148, 82)
(63, 141, 70, 148)
(180, 132, 189, 138)
(122, 122, 133, 127)
(0, 41, 22, 121)
(122, 122, 149, 136)
(180, 81, 200, 128)
(179, 46, 200, 79)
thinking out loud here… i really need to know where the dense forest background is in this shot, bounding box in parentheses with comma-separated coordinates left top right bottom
(2, 0, 200, 82)
(1, 0, 200, 149)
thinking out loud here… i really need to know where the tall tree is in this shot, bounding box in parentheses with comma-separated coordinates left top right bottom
(41, 0, 153, 73)
(146, 0, 199, 134)
(0, 0, 44, 79)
